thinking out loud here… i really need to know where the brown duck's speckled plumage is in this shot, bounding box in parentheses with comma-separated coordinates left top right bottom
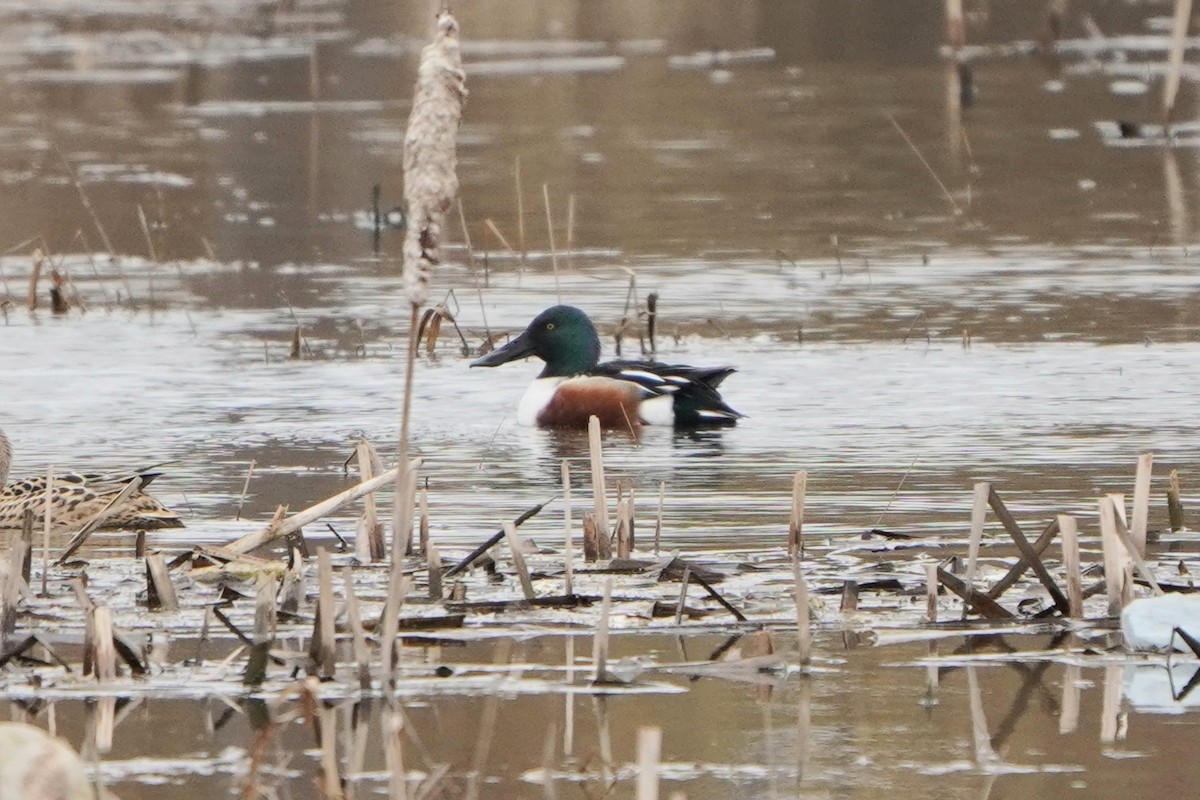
(0, 428, 183, 531)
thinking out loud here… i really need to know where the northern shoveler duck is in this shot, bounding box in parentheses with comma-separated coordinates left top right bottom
(470, 305, 743, 430)
(0, 427, 183, 530)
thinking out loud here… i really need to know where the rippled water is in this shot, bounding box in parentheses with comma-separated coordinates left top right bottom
(3, 0, 1200, 798)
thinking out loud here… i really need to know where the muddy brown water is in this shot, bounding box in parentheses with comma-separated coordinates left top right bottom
(3, 1, 1200, 798)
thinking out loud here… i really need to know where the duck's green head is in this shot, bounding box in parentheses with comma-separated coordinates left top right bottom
(470, 305, 601, 378)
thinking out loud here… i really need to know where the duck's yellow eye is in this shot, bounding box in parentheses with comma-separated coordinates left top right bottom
(546, 322, 556, 330)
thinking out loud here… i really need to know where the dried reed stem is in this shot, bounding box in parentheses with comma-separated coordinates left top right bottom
(793, 559, 811, 667)
(379, 575, 412, 687)
(235, 459, 256, 521)
(962, 481, 989, 618)
(1106, 495, 1164, 598)
(543, 183, 561, 302)
(55, 147, 116, 259)
(1130, 452, 1153, 556)
(1168, 469, 1185, 531)
(515, 156, 526, 265)
(311, 548, 337, 678)
(673, 566, 690, 626)
(228, 464, 410, 555)
(1098, 495, 1130, 616)
(787, 471, 806, 558)
(615, 498, 633, 559)
(566, 193, 576, 266)
(456, 197, 476, 270)
(145, 553, 178, 611)
(502, 521, 536, 601)
(59, 476, 146, 564)
(396, 11, 465, 572)
(653, 481, 664, 554)
(593, 577, 613, 682)
(1058, 514, 1083, 618)
(925, 563, 938, 622)
(562, 460, 573, 595)
(341, 566, 371, 691)
(483, 219, 516, 254)
(587, 416, 610, 536)
(41, 466, 54, 594)
(886, 114, 962, 216)
(1164, 0, 1194, 123)
(92, 606, 116, 682)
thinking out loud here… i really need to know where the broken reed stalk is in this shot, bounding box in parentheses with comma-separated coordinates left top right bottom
(145, 553, 178, 611)
(925, 563, 938, 622)
(379, 575, 411, 688)
(418, 484, 429, 556)
(1130, 452, 1153, 556)
(985, 518, 1059, 599)
(92, 606, 116, 682)
(986, 488, 1071, 614)
(427, 541, 442, 599)
(543, 183, 562, 302)
(396, 9, 466, 576)
(1168, 469, 1185, 531)
(636, 727, 662, 800)
(673, 566, 690, 625)
(502, 521, 536, 601)
(311, 548, 337, 679)
(227, 464, 408, 555)
(788, 471, 806, 558)
(1058, 514, 1084, 619)
(587, 416, 610, 537)
(582, 512, 599, 562)
(562, 460, 573, 595)
(40, 466, 56, 593)
(1098, 495, 1130, 616)
(937, 567, 1014, 620)
(1164, 0, 1194, 123)
(341, 566, 371, 691)
(962, 481, 989, 619)
(615, 498, 633, 559)
(254, 574, 276, 642)
(355, 447, 378, 562)
(593, 577, 613, 683)
(19, 511, 32, 584)
(1105, 495, 1165, 598)
(840, 580, 859, 612)
(793, 559, 811, 667)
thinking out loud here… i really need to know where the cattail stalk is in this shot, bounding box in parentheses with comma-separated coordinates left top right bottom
(396, 10, 466, 579)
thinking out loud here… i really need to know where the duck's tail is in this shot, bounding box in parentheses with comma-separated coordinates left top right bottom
(671, 382, 744, 427)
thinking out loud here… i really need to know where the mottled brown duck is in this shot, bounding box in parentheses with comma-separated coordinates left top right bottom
(0, 428, 183, 530)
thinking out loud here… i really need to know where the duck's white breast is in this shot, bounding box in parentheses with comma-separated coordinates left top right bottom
(518, 377, 566, 426)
